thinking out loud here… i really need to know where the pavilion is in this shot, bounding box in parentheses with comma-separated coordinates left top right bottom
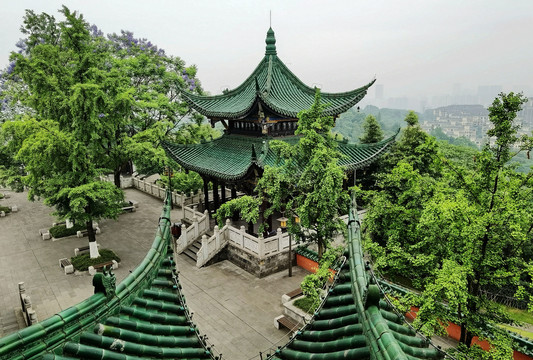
(163, 28, 396, 218)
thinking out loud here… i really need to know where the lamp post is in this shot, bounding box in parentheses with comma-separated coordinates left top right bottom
(167, 165, 173, 210)
(292, 215, 300, 277)
(277, 216, 292, 277)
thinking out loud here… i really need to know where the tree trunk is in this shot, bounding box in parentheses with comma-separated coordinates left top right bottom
(465, 331, 474, 348)
(114, 166, 121, 188)
(248, 221, 254, 235)
(87, 220, 100, 259)
(459, 324, 468, 345)
(318, 239, 324, 259)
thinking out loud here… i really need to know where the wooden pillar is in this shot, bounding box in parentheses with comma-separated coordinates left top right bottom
(203, 177, 209, 213)
(213, 179, 220, 212)
(221, 182, 227, 203)
(231, 187, 237, 200)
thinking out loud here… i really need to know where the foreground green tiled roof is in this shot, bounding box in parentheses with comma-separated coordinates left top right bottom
(181, 28, 375, 120)
(267, 195, 445, 360)
(0, 192, 216, 360)
(163, 133, 396, 181)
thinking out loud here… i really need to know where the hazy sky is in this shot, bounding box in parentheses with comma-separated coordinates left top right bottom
(1, 0, 532, 101)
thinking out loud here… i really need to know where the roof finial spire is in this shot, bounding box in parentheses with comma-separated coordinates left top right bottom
(270, 10, 272, 28)
(265, 26, 277, 56)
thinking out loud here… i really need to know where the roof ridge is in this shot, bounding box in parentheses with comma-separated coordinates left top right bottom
(264, 55, 273, 96)
(337, 128, 399, 148)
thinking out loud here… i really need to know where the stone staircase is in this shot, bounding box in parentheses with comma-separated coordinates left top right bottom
(180, 220, 215, 263)
(182, 239, 201, 262)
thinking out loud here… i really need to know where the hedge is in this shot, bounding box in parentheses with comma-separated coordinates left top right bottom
(49, 223, 85, 238)
(71, 249, 121, 271)
(0, 206, 11, 214)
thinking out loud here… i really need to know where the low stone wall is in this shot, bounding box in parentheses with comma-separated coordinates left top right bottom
(227, 245, 295, 278)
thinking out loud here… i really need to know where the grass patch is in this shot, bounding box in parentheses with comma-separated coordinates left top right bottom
(504, 306, 533, 326)
(71, 249, 121, 271)
(499, 324, 533, 340)
(0, 206, 11, 213)
(49, 223, 85, 238)
(293, 295, 319, 314)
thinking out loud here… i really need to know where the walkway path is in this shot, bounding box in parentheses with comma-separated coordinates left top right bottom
(0, 188, 307, 360)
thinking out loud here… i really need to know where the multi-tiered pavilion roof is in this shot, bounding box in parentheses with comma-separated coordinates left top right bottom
(163, 28, 395, 211)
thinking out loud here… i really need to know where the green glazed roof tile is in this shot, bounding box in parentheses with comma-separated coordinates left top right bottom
(163, 133, 396, 181)
(267, 194, 445, 360)
(181, 29, 375, 120)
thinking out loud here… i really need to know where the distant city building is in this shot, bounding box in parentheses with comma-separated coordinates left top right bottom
(421, 98, 533, 146)
(518, 97, 533, 133)
(422, 105, 489, 146)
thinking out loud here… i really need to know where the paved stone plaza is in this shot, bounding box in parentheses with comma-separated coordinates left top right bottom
(0, 187, 307, 360)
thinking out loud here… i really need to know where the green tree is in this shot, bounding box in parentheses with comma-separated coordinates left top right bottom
(1, 8, 130, 257)
(2, 117, 124, 258)
(258, 90, 349, 258)
(365, 93, 533, 356)
(383, 110, 439, 176)
(359, 114, 384, 144)
(103, 29, 205, 184)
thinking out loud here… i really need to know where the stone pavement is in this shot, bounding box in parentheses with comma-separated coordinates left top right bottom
(0, 187, 308, 360)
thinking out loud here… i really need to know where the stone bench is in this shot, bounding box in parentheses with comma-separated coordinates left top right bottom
(281, 288, 304, 304)
(59, 258, 74, 275)
(39, 228, 51, 240)
(121, 206, 136, 213)
(74, 243, 101, 256)
(88, 260, 118, 275)
(128, 200, 139, 208)
(0, 211, 5, 218)
(76, 227, 101, 238)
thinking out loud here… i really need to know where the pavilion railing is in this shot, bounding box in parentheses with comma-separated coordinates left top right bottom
(175, 209, 210, 253)
(102, 175, 232, 209)
(196, 222, 297, 267)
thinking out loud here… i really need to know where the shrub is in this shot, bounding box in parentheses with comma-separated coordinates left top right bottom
(300, 246, 343, 309)
(293, 295, 319, 314)
(0, 206, 11, 213)
(0, 193, 4, 199)
(159, 171, 203, 194)
(71, 249, 121, 271)
(49, 223, 85, 238)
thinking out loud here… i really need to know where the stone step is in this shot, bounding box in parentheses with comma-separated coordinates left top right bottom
(183, 248, 197, 261)
(190, 241, 201, 251)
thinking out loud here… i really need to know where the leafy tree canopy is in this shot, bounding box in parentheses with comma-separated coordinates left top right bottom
(0, 7, 206, 255)
(364, 93, 533, 356)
